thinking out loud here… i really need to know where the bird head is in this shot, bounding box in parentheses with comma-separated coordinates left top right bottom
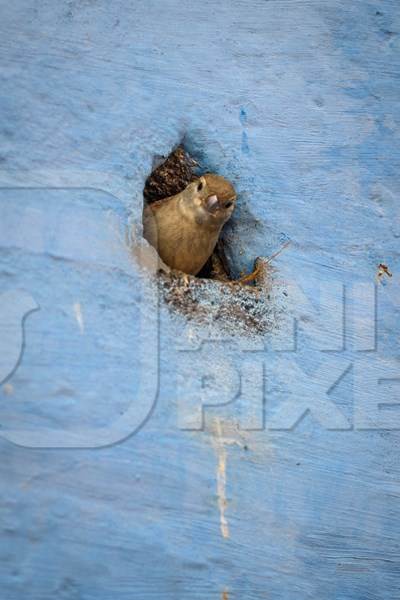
(183, 173, 236, 227)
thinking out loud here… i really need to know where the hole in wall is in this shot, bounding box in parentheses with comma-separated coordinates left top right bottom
(141, 142, 284, 336)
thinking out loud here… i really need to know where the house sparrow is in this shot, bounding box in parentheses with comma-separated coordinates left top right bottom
(143, 173, 236, 275)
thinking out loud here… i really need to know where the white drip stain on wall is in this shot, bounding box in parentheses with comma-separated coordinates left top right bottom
(214, 418, 230, 540)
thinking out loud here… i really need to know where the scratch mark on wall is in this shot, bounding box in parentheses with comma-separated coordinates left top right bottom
(73, 302, 84, 334)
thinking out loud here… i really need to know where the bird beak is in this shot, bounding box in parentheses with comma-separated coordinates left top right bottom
(206, 194, 219, 212)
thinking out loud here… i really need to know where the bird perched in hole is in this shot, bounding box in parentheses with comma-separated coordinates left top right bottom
(143, 173, 236, 275)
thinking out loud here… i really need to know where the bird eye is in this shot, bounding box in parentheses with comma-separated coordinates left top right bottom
(224, 201, 233, 208)
(197, 181, 204, 191)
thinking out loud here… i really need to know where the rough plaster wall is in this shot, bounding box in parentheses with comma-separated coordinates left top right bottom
(0, 0, 399, 598)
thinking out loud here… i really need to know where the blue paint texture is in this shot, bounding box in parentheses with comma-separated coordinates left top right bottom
(241, 131, 250, 155)
(0, 0, 400, 598)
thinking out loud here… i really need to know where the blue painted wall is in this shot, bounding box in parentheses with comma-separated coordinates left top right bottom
(0, 1, 399, 598)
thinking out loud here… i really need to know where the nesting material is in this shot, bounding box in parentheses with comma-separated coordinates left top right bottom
(143, 146, 198, 204)
(158, 258, 279, 336)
